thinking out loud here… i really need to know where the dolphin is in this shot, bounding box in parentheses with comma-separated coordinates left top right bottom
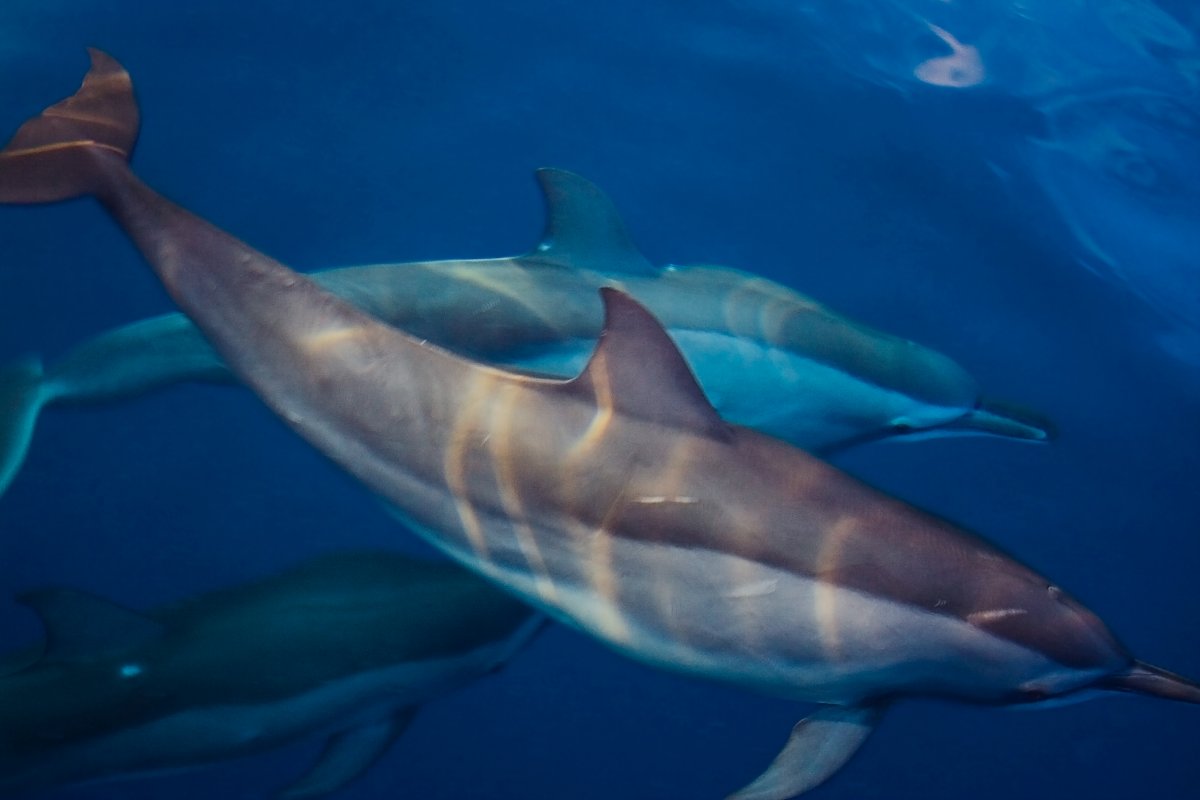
(0, 550, 540, 797)
(0, 51, 1193, 799)
(0, 162, 1052, 501)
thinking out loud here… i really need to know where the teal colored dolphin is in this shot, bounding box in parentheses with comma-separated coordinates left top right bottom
(0, 551, 539, 797)
(0, 158, 1050, 499)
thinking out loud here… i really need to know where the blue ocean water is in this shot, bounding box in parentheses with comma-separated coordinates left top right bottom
(0, 1, 1197, 798)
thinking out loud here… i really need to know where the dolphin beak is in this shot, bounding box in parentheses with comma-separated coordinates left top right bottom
(1098, 661, 1200, 704)
(943, 398, 1057, 442)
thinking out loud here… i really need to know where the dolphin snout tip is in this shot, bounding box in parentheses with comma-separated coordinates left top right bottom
(960, 398, 1057, 443)
(1097, 661, 1200, 705)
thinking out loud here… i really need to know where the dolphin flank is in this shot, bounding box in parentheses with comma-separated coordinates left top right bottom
(0, 550, 539, 797)
(0, 145, 1052, 501)
(0, 51, 1194, 799)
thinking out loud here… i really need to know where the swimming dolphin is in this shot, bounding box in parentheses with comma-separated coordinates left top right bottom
(1, 52, 1193, 799)
(0, 550, 540, 797)
(0, 161, 1051, 501)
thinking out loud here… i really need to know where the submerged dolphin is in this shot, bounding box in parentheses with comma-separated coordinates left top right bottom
(1, 52, 1194, 798)
(0, 162, 1051, 501)
(0, 551, 539, 797)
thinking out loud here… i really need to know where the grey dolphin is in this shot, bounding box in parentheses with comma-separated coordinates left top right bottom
(0, 159, 1051, 500)
(0, 52, 1192, 799)
(0, 550, 539, 797)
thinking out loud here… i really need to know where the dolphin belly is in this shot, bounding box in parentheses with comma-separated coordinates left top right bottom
(388, 504, 1094, 706)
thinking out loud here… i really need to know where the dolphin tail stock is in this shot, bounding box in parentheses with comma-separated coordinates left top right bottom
(0, 357, 47, 497)
(726, 704, 883, 800)
(0, 48, 138, 205)
(1099, 661, 1200, 704)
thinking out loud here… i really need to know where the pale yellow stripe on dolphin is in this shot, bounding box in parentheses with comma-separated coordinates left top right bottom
(445, 263, 565, 331)
(631, 436, 703, 643)
(757, 291, 806, 348)
(0, 139, 128, 159)
(442, 373, 498, 562)
(639, 438, 705, 648)
(643, 435, 700, 502)
(584, 516, 631, 644)
(573, 475, 638, 646)
(815, 517, 858, 663)
(299, 324, 373, 358)
(488, 382, 558, 604)
(721, 555, 773, 659)
(568, 348, 615, 461)
(720, 273, 819, 343)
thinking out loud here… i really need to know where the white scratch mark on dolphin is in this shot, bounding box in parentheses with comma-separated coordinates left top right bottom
(724, 578, 778, 599)
(967, 608, 1028, 626)
(633, 495, 699, 505)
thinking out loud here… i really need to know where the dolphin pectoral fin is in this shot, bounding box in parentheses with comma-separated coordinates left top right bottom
(528, 167, 657, 275)
(276, 708, 418, 799)
(727, 705, 883, 800)
(950, 399, 1056, 443)
(0, 356, 45, 497)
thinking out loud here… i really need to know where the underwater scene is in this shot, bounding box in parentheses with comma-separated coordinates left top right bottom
(0, 1, 1197, 798)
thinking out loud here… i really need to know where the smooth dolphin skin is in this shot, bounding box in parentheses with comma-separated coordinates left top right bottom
(1, 52, 1195, 799)
(0, 551, 539, 798)
(0, 137, 1053, 500)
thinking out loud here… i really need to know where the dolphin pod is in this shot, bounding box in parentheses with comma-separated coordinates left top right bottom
(0, 551, 539, 797)
(0, 51, 1196, 799)
(0, 148, 1054, 501)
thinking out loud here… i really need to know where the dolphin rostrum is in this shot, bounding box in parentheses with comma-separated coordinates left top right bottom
(0, 166, 1051, 500)
(0, 550, 540, 797)
(0, 51, 1194, 798)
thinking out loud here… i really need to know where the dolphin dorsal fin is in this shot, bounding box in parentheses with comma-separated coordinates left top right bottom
(17, 588, 163, 663)
(565, 288, 729, 439)
(529, 168, 657, 275)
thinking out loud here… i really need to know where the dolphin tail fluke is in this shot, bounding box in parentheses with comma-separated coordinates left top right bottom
(0, 48, 138, 205)
(1100, 661, 1200, 704)
(0, 357, 47, 497)
(727, 704, 883, 800)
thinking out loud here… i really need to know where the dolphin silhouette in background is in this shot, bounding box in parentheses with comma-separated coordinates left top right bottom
(1, 52, 1194, 799)
(0, 550, 540, 798)
(0, 164, 1052, 500)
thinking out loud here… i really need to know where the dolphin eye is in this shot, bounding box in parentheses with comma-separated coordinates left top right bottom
(117, 663, 144, 679)
(893, 422, 914, 433)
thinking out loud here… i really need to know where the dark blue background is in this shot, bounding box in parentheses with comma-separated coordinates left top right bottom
(1, 2, 1197, 798)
